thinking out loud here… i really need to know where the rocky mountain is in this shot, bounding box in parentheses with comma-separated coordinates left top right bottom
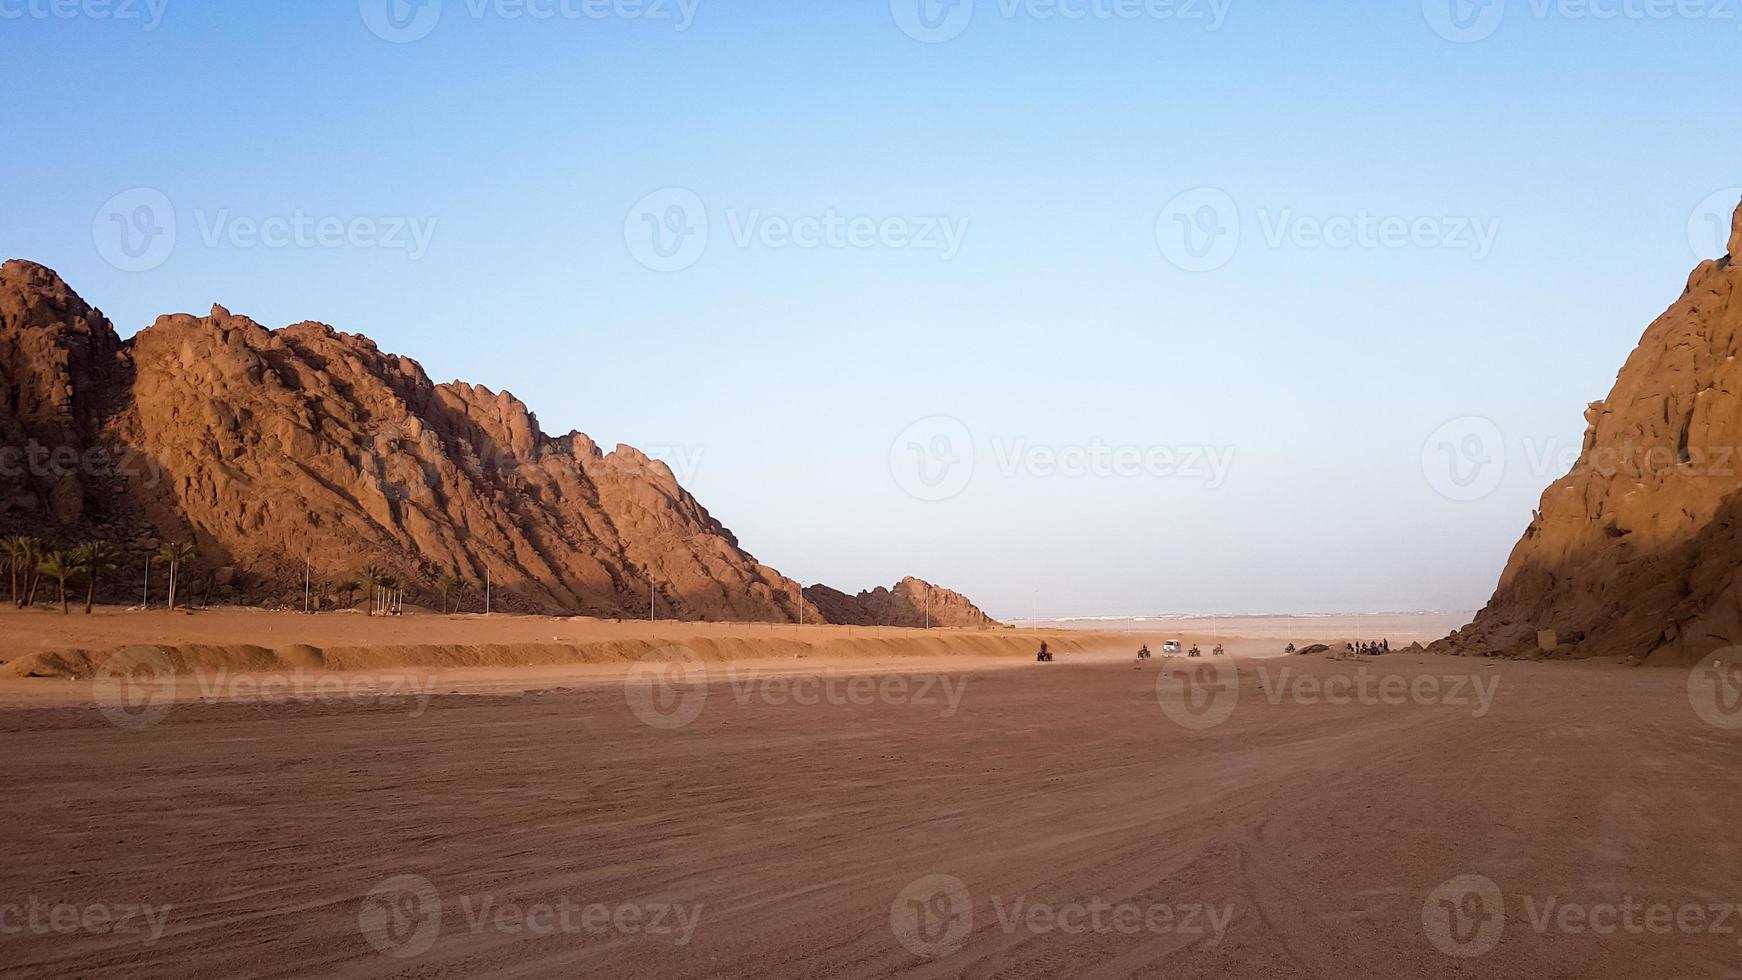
(1438, 200, 1742, 665)
(804, 577, 1001, 629)
(0, 261, 996, 625)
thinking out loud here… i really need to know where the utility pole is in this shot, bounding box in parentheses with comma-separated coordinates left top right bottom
(925, 584, 931, 630)
(649, 579, 655, 623)
(485, 567, 491, 615)
(142, 558, 149, 609)
(304, 559, 310, 613)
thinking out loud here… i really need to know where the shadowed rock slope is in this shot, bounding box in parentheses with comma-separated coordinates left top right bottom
(1438, 200, 1742, 665)
(804, 577, 1001, 629)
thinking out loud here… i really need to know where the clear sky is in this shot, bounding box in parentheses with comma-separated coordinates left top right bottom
(4, 0, 1740, 619)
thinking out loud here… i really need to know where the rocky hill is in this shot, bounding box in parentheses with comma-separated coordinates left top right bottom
(804, 577, 1001, 629)
(1438, 200, 1742, 665)
(0, 261, 996, 625)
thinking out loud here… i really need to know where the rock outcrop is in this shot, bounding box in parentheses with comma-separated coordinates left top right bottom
(804, 577, 1001, 628)
(1439, 199, 1742, 665)
(0, 261, 992, 623)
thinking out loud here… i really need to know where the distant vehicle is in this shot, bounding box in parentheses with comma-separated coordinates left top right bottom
(1162, 640, 1182, 654)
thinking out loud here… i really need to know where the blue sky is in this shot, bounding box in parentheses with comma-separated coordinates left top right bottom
(4, 0, 1740, 618)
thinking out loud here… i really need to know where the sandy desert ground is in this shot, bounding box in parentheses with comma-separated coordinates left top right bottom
(0, 610, 1738, 978)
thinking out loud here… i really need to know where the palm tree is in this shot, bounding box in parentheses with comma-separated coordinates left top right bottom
(154, 542, 196, 611)
(71, 542, 121, 614)
(441, 570, 470, 614)
(36, 550, 76, 615)
(19, 538, 45, 608)
(335, 577, 361, 611)
(0, 536, 31, 606)
(359, 564, 386, 616)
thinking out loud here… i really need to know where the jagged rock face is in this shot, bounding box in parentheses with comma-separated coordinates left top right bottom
(804, 577, 1001, 628)
(0, 262, 135, 530)
(1441, 201, 1742, 665)
(0, 260, 835, 620)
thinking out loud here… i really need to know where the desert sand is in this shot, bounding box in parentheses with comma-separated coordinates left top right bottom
(0, 610, 1735, 978)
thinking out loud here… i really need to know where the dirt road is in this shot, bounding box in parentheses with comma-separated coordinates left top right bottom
(0, 651, 1736, 978)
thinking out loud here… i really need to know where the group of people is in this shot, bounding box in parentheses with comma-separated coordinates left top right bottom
(1348, 639, 1391, 656)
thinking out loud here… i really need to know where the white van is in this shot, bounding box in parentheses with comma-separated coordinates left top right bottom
(1162, 640, 1182, 654)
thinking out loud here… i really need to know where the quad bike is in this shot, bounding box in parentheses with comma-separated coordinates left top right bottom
(1188, 646, 1203, 658)
(1037, 650, 1054, 662)
(1137, 647, 1152, 660)
(1212, 644, 1226, 657)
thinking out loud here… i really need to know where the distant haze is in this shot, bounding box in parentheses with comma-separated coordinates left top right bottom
(6, 3, 1738, 619)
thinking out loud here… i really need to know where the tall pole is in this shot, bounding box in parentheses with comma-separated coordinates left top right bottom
(142, 558, 149, 609)
(925, 584, 931, 630)
(304, 559, 310, 613)
(650, 579, 655, 623)
(485, 567, 491, 615)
